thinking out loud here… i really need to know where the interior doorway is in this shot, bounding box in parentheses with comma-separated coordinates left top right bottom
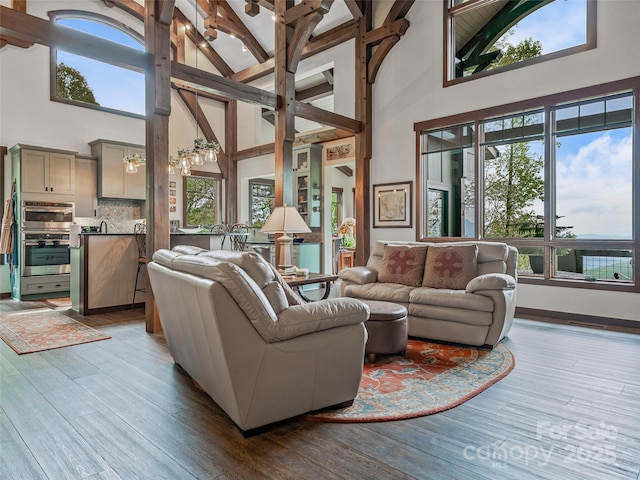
(322, 160, 355, 274)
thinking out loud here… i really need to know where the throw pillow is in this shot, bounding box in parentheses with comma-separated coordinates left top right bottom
(377, 244, 428, 287)
(422, 244, 478, 290)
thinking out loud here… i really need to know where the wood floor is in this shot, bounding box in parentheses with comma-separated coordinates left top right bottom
(1, 299, 639, 480)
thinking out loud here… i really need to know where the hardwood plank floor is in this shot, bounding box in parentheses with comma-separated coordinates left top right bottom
(0, 298, 639, 480)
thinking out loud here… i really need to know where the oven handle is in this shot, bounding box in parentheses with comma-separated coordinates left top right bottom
(23, 241, 70, 246)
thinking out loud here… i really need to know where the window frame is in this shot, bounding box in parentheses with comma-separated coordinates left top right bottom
(443, 0, 598, 86)
(248, 177, 275, 227)
(48, 10, 145, 119)
(414, 76, 640, 292)
(182, 171, 222, 228)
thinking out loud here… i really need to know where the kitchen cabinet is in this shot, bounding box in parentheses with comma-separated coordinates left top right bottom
(10, 145, 76, 195)
(74, 155, 98, 217)
(293, 145, 322, 228)
(90, 139, 146, 200)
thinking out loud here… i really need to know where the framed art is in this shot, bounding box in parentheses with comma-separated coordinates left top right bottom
(373, 181, 413, 228)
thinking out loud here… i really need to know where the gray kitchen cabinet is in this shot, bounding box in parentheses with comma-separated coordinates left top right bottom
(90, 139, 146, 200)
(74, 155, 98, 217)
(10, 145, 76, 195)
(293, 145, 322, 228)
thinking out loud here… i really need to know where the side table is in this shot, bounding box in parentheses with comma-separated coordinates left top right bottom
(284, 273, 339, 302)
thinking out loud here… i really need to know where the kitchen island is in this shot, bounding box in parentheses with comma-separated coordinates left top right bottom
(70, 233, 142, 315)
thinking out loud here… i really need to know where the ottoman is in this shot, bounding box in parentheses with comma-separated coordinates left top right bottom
(359, 299, 408, 363)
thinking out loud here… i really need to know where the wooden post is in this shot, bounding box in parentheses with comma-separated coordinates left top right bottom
(226, 100, 238, 223)
(144, 0, 173, 333)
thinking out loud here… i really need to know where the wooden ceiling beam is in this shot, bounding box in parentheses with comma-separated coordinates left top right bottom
(174, 8, 234, 77)
(0, 33, 33, 48)
(295, 102, 361, 134)
(233, 142, 275, 161)
(287, 7, 327, 72)
(296, 81, 332, 102)
(284, 0, 332, 25)
(176, 89, 229, 178)
(171, 60, 277, 108)
(157, 0, 176, 25)
(0, 6, 148, 70)
(172, 81, 230, 103)
(103, 0, 144, 21)
(199, 0, 269, 63)
(11, 0, 26, 12)
(387, 0, 415, 21)
(343, 0, 364, 19)
(230, 19, 356, 83)
(363, 18, 408, 47)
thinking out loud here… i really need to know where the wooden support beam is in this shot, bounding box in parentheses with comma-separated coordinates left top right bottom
(284, 0, 332, 25)
(157, 0, 176, 25)
(0, 34, 33, 48)
(175, 89, 229, 179)
(174, 8, 234, 77)
(172, 81, 230, 103)
(11, 0, 26, 12)
(204, 0, 218, 40)
(245, 0, 260, 17)
(231, 19, 356, 83)
(295, 102, 361, 134)
(287, 9, 326, 72)
(104, 0, 144, 21)
(145, 0, 172, 333)
(343, 0, 364, 19)
(171, 60, 277, 107)
(173, 18, 185, 63)
(387, 0, 415, 21)
(0, 6, 149, 71)
(363, 18, 408, 47)
(296, 81, 332, 101)
(233, 143, 275, 161)
(368, 35, 400, 83)
(225, 100, 238, 222)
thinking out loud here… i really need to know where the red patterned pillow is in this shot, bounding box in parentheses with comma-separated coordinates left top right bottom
(422, 244, 478, 289)
(378, 245, 428, 287)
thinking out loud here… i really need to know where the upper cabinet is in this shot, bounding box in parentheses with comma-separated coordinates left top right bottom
(89, 139, 145, 200)
(293, 145, 322, 228)
(10, 145, 76, 195)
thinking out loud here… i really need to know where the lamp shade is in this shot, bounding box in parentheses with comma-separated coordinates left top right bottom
(260, 205, 311, 234)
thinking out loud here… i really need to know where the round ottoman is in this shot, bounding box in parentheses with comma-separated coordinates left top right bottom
(359, 299, 408, 363)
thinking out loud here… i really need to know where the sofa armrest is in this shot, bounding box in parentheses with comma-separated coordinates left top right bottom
(466, 273, 516, 293)
(273, 298, 370, 342)
(338, 266, 378, 285)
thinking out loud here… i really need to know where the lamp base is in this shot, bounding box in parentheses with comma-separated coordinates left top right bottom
(276, 233, 294, 272)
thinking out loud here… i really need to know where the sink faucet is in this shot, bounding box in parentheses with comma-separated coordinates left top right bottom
(99, 221, 108, 234)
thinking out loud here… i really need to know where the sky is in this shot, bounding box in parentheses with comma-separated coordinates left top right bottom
(507, 0, 587, 54)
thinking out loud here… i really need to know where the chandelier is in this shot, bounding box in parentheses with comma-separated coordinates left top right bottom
(169, 138, 219, 176)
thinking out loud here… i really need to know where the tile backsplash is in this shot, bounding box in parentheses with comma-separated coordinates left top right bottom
(75, 198, 145, 233)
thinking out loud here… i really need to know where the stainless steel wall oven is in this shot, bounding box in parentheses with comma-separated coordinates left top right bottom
(20, 201, 74, 278)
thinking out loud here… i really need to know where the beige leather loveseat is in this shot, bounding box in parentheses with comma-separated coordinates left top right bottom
(147, 246, 369, 434)
(337, 241, 518, 348)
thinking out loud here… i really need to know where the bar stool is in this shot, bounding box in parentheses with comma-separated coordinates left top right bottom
(132, 223, 146, 308)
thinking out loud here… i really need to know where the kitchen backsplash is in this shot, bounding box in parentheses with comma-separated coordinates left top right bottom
(75, 198, 145, 233)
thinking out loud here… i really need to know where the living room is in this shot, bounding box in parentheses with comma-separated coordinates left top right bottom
(0, 1, 639, 479)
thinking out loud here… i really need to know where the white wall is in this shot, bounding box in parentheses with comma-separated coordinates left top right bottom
(370, 0, 640, 321)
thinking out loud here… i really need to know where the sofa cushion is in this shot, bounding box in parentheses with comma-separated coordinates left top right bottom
(199, 250, 275, 288)
(263, 281, 289, 313)
(422, 244, 478, 290)
(410, 287, 494, 313)
(344, 282, 414, 304)
(408, 304, 493, 326)
(378, 244, 428, 287)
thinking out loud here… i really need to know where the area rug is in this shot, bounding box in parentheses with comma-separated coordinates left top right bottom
(307, 339, 514, 423)
(0, 309, 110, 355)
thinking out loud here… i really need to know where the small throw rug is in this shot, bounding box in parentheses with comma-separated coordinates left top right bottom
(0, 309, 110, 355)
(307, 339, 514, 423)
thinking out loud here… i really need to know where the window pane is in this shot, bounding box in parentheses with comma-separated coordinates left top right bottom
(555, 128, 632, 239)
(57, 51, 145, 115)
(185, 177, 218, 227)
(249, 179, 274, 227)
(452, 0, 588, 79)
(518, 247, 544, 276)
(555, 248, 633, 282)
(483, 139, 544, 238)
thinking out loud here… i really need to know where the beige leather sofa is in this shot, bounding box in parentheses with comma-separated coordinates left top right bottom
(337, 241, 518, 348)
(147, 246, 369, 434)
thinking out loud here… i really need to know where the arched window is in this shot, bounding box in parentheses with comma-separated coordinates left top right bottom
(49, 11, 145, 117)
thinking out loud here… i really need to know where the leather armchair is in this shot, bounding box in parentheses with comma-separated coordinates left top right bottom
(147, 246, 369, 434)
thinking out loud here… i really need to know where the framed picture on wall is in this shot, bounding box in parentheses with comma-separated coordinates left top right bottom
(373, 181, 412, 228)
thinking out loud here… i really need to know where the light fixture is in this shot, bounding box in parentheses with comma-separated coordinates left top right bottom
(260, 205, 311, 274)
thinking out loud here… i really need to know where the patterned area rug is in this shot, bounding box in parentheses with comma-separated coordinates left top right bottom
(307, 339, 514, 422)
(44, 297, 72, 308)
(0, 309, 110, 355)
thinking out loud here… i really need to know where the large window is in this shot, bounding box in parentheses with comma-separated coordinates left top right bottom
(183, 173, 221, 227)
(248, 178, 275, 227)
(49, 11, 145, 117)
(416, 80, 639, 290)
(446, 0, 595, 83)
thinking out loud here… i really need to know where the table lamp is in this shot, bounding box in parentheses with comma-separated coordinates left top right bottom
(260, 204, 311, 273)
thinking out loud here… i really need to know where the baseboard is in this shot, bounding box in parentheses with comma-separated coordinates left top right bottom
(515, 307, 640, 334)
